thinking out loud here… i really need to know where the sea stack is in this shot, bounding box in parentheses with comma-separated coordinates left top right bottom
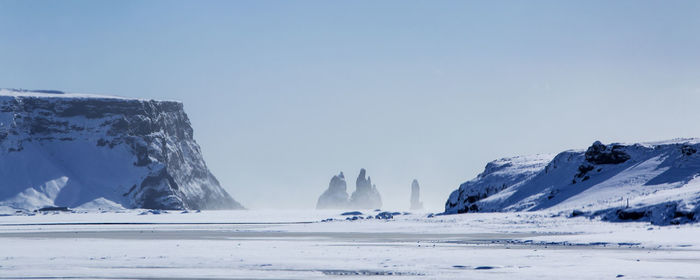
(316, 172, 349, 209)
(349, 168, 383, 209)
(410, 179, 423, 210)
(316, 168, 383, 209)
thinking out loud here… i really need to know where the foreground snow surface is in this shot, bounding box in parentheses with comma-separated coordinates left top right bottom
(2, 210, 700, 279)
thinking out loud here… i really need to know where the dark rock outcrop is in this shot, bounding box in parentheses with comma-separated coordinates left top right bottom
(585, 141, 631, 165)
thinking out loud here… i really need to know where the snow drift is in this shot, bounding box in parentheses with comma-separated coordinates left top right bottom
(0, 89, 243, 211)
(445, 139, 700, 225)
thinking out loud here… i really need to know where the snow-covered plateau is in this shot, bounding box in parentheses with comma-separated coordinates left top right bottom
(1, 209, 700, 279)
(0, 89, 242, 211)
(446, 139, 700, 225)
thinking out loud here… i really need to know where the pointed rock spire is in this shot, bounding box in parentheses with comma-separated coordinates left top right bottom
(350, 168, 382, 209)
(410, 179, 423, 210)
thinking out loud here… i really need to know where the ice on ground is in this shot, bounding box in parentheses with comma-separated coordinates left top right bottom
(1, 210, 700, 279)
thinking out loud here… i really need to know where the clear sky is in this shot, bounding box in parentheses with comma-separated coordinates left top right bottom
(1, 0, 699, 210)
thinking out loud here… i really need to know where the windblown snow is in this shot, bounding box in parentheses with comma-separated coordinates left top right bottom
(0, 88, 243, 211)
(445, 139, 700, 225)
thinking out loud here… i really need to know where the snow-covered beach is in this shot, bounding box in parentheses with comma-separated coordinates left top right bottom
(2, 210, 700, 279)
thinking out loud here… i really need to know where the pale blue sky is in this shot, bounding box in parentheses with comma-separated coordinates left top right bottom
(1, 1, 699, 210)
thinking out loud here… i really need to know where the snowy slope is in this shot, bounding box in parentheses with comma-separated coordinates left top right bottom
(0, 89, 243, 211)
(446, 139, 700, 225)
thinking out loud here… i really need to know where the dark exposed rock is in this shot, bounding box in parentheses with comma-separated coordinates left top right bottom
(615, 209, 647, 220)
(375, 211, 400, 219)
(570, 209, 586, 217)
(596, 202, 698, 225)
(681, 145, 697, 156)
(576, 164, 594, 178)
(585, 141, 631, 164)
(36, 206, 71, 212)
(346, 215, 363, 221)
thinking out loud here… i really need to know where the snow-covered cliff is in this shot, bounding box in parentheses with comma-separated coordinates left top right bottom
(445, 139, 700, 225)
(0, 89, 243, 211)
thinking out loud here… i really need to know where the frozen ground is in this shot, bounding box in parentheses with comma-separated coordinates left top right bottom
(2, 210, 700, 279)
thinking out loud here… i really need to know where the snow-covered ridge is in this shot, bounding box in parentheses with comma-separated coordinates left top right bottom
(0, 88, 155, 101)
(445, 140, 700, 225)
(0, 89, 242, 211)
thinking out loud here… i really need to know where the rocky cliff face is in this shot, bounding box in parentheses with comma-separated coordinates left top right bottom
(0, 89, 243, 210)
(445, 139, 700, 225)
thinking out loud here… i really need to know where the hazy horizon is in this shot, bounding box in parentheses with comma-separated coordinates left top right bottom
(2, 0, 699, 210)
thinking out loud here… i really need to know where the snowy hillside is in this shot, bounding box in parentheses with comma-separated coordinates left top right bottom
(0, 89, 243, 211)
(446, 139, 700, 225)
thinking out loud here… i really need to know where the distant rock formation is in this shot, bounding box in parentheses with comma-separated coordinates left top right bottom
(316, 172, 349, 209)
(350, 169, 383, 209)
(410, 179, 423, 210)
(316, 168, 383, 209)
